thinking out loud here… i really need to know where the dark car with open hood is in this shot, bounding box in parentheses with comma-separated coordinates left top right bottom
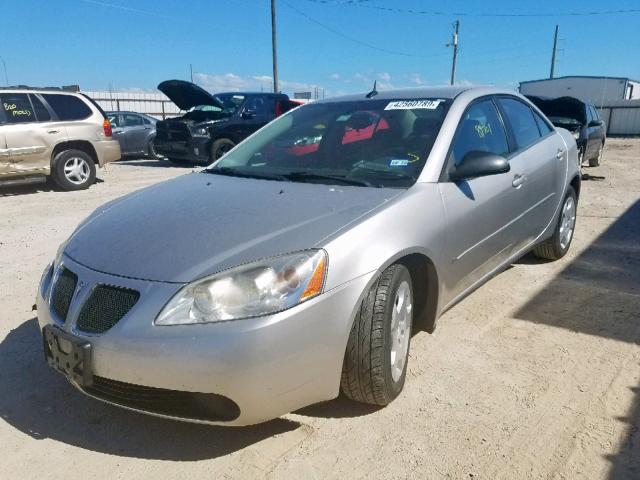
(526, 95, 606, 167)
(154, 80, 301, 165)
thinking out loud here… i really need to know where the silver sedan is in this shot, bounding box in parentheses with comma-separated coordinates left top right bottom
(37, 86, 580, 425)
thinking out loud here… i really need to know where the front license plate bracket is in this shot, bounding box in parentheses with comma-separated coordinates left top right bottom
(43, 325, 93, 387)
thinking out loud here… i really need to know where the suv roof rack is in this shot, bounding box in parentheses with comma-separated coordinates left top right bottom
(2, 85, 81, 92)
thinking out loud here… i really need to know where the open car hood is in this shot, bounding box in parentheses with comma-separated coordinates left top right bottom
(158, 79, 223, 111)
(526, 95, 586, 125)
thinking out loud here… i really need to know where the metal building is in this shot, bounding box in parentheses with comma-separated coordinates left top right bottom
(519, 76, 640, 106)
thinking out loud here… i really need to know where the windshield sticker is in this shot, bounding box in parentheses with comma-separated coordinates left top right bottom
(384, 99, 442, 111)
(390, 159, 410, 167)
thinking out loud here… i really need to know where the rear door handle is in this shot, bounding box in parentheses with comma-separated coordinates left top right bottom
(512, 174, 526, 188)
(556, 148, 565, 160)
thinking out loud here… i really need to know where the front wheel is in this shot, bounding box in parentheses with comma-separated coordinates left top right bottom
(341, 264, 413, 405)
(51, 149, 96, 191)
(533, 187, 577, 261)
(210, 138, 235, 161)
(589, 142, 604, 167)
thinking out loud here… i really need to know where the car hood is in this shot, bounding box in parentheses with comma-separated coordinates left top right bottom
(158, 79, 224, 111)
(65, 173, 402, 283)
(526, 95, 586, 126)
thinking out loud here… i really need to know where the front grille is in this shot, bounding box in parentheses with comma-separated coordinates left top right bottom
(84, 376, 241, 422)
(156, 120, 190, 141)
(76, 285, 139, 334)
(51, 268, 78, 321)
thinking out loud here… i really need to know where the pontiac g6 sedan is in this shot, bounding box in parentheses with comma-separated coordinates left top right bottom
(38, 87, 580, 426)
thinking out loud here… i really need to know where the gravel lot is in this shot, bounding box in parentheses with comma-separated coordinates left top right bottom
(1, 140, 639, 479)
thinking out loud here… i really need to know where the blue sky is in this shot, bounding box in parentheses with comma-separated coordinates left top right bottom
(2, 0, 639, 96)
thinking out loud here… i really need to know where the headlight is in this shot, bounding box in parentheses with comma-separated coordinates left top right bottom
(572, 131, 580, 140)
(53, 240, 68, 269)
(191, 127, 209, 137)
(155, 250, 327, 325)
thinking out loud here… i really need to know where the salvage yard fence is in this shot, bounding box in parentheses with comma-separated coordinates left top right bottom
(82, 90, 183, 119)
(596, 100, 640, 136)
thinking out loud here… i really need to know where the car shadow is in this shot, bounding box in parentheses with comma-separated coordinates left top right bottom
(0, 318, 301, 461)
(295, 395, 383, 419)
(116, 158, 195, 169)
(514, 199, 640, 478)
(0, 178, 104, 197)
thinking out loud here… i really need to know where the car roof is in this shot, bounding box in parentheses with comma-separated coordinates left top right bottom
(314, 86, 516, 104)
(0, 88, 83, 96)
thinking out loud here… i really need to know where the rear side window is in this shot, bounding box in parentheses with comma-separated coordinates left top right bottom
(451, 99, 509, 166)
(590, 106, 600, 121)
(498, 98, 541, 150)
(123, 113, 143, 127)
(42, 94, 92, 121)
(0, 93, 36, 124)
(30, 94, 51, 122)
(142, 116, 152, 125)
(532, 110, 553, 136)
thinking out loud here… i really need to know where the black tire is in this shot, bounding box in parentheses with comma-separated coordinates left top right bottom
(589, 141, 604, 167)
(210, 138, 235, 161)
(533, 186, 577, 261)
(147, 138, 160, 159)
(341, 264, 413, 405)
(50, 149, 96, 191)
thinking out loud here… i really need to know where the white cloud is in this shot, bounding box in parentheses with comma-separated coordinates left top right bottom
(193, 72, 321, 95)
(378, 72, 391, 82)
(329, 73, 341, 80)
(408, 73, 425, 86)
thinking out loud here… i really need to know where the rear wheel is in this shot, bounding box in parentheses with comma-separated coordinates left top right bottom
(210, 138, 235, 161)
(341, 264, 413, 405)
(147, 139, 159, 159)
(51, 149, 96, 191)
(589, 142, 604, 167)
(533, 187, 577, 261)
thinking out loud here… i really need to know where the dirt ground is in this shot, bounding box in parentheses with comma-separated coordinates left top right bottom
(1, 141, 639, 480)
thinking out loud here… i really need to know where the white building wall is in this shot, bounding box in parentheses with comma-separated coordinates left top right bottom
(82, 91, 182, 119)
(519, 77, 628, 105)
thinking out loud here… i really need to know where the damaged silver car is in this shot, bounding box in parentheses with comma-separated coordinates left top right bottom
(38, 86, 580, 425)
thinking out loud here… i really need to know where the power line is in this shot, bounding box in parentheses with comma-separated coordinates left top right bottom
(303, 0, 640, 17)
(282, 1, 434, 58)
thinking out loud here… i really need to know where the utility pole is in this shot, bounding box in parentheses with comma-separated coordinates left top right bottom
(449, 20, 459, 86)
(190, 64, 193, 83)
(271, 0, 279, 93)
(550, 24, 559, 79)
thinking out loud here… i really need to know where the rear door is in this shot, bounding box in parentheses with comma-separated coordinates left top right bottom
(439, 97, 524, 298)
(0, 92, 65, 176)
(496, 96, 565, 249)
(122, 113, 149, 154)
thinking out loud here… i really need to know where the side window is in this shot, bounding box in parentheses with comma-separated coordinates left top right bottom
(0, 93, 36, 124)
(123, 114, 143, 127)
(107, 113, 120, 128)
(532, 110, 553, 136)
(42, 94, 92, 121)
(30, 95, 51, 122)
(142, 116, 152, 125)
(245, 97, 268, 116)
(451, 99, 509, 166)
(498, 98, 541, 150)
(590, 106, 600, 121)
(586, 106, 594, 123)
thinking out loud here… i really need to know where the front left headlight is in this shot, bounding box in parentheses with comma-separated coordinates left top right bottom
(572, 130, 580, 140)
(191, 127, 209, 137)
(155, 250, 327, 325)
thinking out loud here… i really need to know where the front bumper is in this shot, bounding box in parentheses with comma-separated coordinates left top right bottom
(37, 254, 374, 426)
(154, 137, 211, 163)
(94, 138, 121, 166)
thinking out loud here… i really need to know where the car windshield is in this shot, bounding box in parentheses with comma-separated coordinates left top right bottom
(191, 94, 246, 116)
(207, 98, 450, 188)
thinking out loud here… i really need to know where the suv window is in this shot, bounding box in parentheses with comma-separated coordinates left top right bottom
(42, 94, 92, 121)
(532, 110, 553, 136)
(30, 94, 51, 122)
(123, 113, 143, 127)
(451, 99, 509, 166)
(1, 93, 36, 124)
(498, 98, 541, 150)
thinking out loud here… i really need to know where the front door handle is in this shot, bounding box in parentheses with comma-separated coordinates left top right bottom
(47, 129, 60, 134)
(556, 148, 565, 160)
(512, 174, 526, 188)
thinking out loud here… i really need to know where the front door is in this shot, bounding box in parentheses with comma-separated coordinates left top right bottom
(439, 97, 527, 301)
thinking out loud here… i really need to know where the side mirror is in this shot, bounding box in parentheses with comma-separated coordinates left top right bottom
(242, 109, 256, 119)
(449, 151, 510, 181)
(588, 119, 603, 127)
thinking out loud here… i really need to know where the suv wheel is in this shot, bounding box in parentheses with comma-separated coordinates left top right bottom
(341, 264, 413, 405)
(211, 138, 235, 161)
(51, 149, 96, 191)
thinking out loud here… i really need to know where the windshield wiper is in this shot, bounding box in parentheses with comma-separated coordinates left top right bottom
(206, 167, 290, 182)
(284, 171, 374, 187)
(350, 165, 415, 182)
